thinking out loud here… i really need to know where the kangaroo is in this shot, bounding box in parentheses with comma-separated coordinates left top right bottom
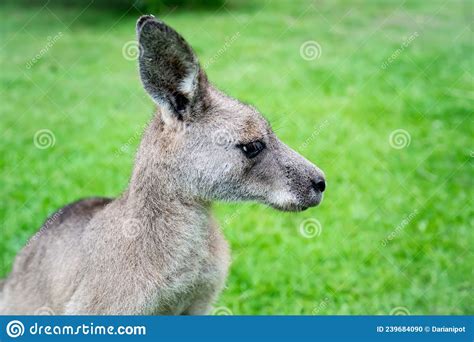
(0, 15, 326, 315)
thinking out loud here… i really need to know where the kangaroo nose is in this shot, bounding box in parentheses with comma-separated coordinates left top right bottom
(312, 178, 326, 193)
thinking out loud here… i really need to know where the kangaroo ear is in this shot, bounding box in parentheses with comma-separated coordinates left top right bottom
(136, 15, 206, 120)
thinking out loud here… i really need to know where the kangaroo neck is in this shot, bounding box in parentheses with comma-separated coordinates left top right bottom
(124, 122, 211, 229)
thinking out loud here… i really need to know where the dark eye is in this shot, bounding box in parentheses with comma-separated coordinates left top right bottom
(238, 141, 265, 159)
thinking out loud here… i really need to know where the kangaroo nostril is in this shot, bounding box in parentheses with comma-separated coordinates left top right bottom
(312, 179, 326, 193)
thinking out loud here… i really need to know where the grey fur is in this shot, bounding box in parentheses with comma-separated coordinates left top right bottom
(0, 15, 325, 315)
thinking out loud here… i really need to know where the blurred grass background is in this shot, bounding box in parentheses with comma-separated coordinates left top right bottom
(0, 0, 472, 314)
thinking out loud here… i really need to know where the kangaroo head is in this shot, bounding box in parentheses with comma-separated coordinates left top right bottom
(135, 15, 325, 211)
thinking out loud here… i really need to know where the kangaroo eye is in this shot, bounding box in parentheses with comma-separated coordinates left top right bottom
(238, 141, 265, 159)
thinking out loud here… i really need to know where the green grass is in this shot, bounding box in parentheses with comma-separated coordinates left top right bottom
(0, 0, 472, 315)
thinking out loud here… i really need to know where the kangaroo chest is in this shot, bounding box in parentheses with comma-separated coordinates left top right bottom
(144, 221, 229, 314)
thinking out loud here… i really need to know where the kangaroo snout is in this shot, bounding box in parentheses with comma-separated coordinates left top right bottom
(266, 141, 325, 212)
(296, 161, 326, 211)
